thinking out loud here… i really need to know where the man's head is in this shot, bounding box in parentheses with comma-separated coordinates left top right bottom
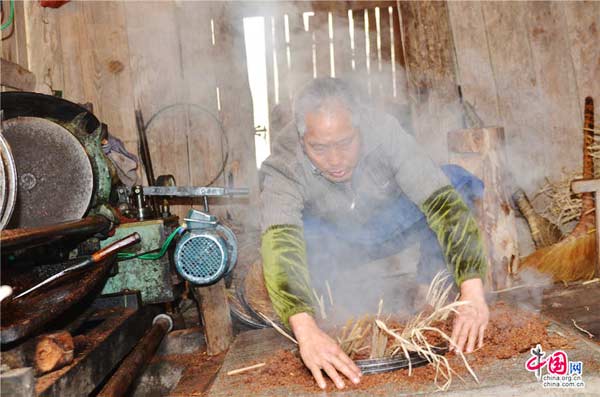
(294, 78, 361, 183)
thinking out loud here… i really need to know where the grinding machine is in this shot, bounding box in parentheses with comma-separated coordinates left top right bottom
(0, 92, 247, 396)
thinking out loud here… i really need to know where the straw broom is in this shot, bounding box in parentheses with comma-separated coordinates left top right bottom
(520, 97, 596, 282)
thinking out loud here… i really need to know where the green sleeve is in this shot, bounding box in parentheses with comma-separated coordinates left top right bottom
(419, 185, 487, 286)
(261, 224, 314, 328)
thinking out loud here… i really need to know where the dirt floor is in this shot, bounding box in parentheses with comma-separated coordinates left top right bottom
(237, 302, 576, 393)
(138, 294, 600, 396)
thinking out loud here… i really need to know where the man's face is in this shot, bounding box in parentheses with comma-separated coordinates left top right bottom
(302, 103, 361, 182)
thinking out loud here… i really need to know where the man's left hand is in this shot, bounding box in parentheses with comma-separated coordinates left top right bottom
(450, 278, 489, 353)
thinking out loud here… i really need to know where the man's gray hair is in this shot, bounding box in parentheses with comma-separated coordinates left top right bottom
(293, 77, 361, 136)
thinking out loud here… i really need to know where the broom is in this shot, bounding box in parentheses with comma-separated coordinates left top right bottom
(519, 97, 596, 282)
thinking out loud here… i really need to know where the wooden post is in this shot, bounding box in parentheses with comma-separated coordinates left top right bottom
(571, 178, 600, 278)
(195, 279, 233, 355)
(448, 127, 519, 290)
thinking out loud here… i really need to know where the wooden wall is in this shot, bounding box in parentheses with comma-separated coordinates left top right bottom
(246, 0, 599, 198)
(247, 0, 408, 139)
(1, 1, 259, 224)
(448, 1, 599, 197)
(1, 1, 598, 242)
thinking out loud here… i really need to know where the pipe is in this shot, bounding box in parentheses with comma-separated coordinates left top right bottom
(0, 216, 112, 252)
(98, 314, 173, 397)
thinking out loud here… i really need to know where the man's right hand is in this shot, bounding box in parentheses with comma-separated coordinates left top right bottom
(289, 312, 362, 389)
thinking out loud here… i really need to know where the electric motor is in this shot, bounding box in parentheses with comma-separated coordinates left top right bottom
(174, 209, 238, 286)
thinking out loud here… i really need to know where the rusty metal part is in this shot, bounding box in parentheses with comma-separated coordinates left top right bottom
(0, 131, 17, 230)
(97, 314, 173, 397)
(0, 215, 111, 252)
(12, 233, 141, 300)
(0, 255, 116, 344)
(2, 117, 94, 228)
(91, 232, 141, 262)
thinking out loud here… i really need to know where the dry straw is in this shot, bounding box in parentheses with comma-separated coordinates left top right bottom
(334, 272, 479, 391)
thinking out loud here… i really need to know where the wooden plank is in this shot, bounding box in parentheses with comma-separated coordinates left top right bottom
(195, 280, 233, 356)
(12, 0, 28, 69)
(288, 13, 313, 101)
(571, 179, 600, 194)
(79, 1, 137, 142)
(270, 14, 294, 141)
(125, 1, 190, 219)
(352, 8, 367, 82)
(390, 4, 407, 102)
(210, 2, 259, 223)
(525, 1, 581, 188)
(234, 1, 313, 18)
(274, 14, 291, 108)
(1, 0, 27, 68)
(0, 57, 36, 91)
(311, 1, 396, 14)
(313, 10, 330, 78)
(378, 5, 394, 99)
(175, 1, 227, 218)
(366, 7, 379, 98)
(58, 1, 138, 143)
(447, 1, 500, 125)
(397, 0, 460, 163)
(562, 1, 600, 119)
(331, 9, 352, 79)
(55, 0, 85, 102)
(23, 0, 64, 93)
(541, 283, 600, 342)
(1, 0, 17, 62)
(480, 2, 545, 194)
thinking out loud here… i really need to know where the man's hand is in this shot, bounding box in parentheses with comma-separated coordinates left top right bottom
(289, 312, 362, 389)
(450, 278, 489, 353)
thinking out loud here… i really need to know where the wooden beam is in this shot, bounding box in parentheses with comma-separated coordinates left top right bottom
(571, 179, 600, 194)
(448, 127, 519, 290)
(0, 58, 36, 91)
(195, 280, 233, 355)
